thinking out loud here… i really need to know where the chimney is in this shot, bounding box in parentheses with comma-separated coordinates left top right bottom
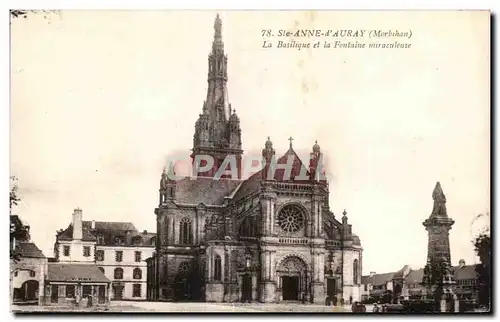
(370, 271, 376, 277)
(459, 259, 466, 268)
(72, 208, 83, 240)
(143, 230, 147, 234)
(126, 230, 132, 245)
(91, 220, 96, 230)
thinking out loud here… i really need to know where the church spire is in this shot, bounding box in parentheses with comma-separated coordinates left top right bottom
(191, 14, 243, 178)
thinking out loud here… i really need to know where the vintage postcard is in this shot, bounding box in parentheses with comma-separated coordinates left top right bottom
(9, 10, 491, 313)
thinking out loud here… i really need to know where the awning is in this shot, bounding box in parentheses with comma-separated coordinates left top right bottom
(48, 263, 110, 283)
(369, 289, 386, 296)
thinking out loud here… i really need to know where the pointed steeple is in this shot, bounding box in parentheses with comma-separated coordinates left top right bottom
(191, 14, 243, 179)
(193, 13, 234, 151)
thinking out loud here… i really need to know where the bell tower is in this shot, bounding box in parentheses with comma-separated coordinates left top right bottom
(192, 14, 243, 178)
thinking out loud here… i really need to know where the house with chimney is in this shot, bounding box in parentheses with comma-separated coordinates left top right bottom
(361, 260, 480, 303)
(360, 271, 395, 302)
(53, 208, 156, 301)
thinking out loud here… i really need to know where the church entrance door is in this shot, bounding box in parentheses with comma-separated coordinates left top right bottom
(241, 274, 252, 302)
(326, 278, 336, 296)
(277, 256, 307, 302)
(282, 276, 299, 301)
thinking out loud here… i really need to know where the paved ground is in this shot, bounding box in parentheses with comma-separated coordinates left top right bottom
(12, 301, 351, 313)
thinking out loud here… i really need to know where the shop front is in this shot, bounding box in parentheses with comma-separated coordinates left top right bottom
(45, 263, 111, 307)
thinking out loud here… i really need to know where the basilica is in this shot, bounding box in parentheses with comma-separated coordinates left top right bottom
(145, 15, 363, 304)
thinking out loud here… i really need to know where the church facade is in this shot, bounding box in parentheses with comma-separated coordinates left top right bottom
(146, 15, 363, 304)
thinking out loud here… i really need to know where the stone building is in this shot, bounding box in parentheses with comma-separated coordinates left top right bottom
(10, 215, 48, 305)
(361, 261, 479, 303)
(54, 208, 156, 300)
(146, 15, 363, 304)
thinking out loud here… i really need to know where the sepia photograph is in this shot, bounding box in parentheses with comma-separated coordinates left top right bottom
(9, 9, 491, 314)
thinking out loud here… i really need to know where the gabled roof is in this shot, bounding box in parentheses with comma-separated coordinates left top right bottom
(47, 263, 110, 283)
(393, 265, 410, 279)
(233, 148, 317, 202)
(15, 242, 45, 258)
(85, 221, 136, 231)
(56, 223, 96, 241)
(56, 220, 156, 247)
(405, 268, 424, 284)
(364, 265, 478, 286)
(453, 265, 478, 280)
(361, 272, 395, 286)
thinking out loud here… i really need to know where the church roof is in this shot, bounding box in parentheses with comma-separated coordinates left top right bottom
(233, 148, 312, 202)
(175, 177, 242, 205)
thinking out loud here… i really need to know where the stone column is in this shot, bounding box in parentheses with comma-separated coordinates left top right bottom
(259, 250, 276, 303)
(168, 217, 175, 245)
(260, 189, 277, 236)
(311, 249, 325, 304)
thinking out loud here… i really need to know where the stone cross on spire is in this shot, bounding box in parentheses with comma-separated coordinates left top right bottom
(288, 136, 294, 149)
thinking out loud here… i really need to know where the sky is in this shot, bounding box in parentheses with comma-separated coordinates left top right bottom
(10, 10, 490, 275)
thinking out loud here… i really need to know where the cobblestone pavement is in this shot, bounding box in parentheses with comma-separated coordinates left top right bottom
(12, 302, 351, 313)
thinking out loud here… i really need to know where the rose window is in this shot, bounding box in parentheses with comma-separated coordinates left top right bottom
(278, 205, 305, 233)
(178, 262, 190, 276)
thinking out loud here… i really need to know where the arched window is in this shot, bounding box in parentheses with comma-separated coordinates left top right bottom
(151, 236, 156, 246)
(133, 268, 142, 279)
(239, 216, 257, 238)
(179, 218, 193, 245)
(213, 255, 222, 281)
(114, 268, 123, 280)
(353, 259, 359, 285)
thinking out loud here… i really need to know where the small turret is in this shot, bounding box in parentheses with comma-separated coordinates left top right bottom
(309, 140, 324, 182)
(342, 209, 348, 225)
(159, 163, 176, 205)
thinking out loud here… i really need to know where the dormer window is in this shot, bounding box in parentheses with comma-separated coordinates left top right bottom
(97, 234, 104, 245)
(132, 236, 142, 245)
(114, 237, 123, 245)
